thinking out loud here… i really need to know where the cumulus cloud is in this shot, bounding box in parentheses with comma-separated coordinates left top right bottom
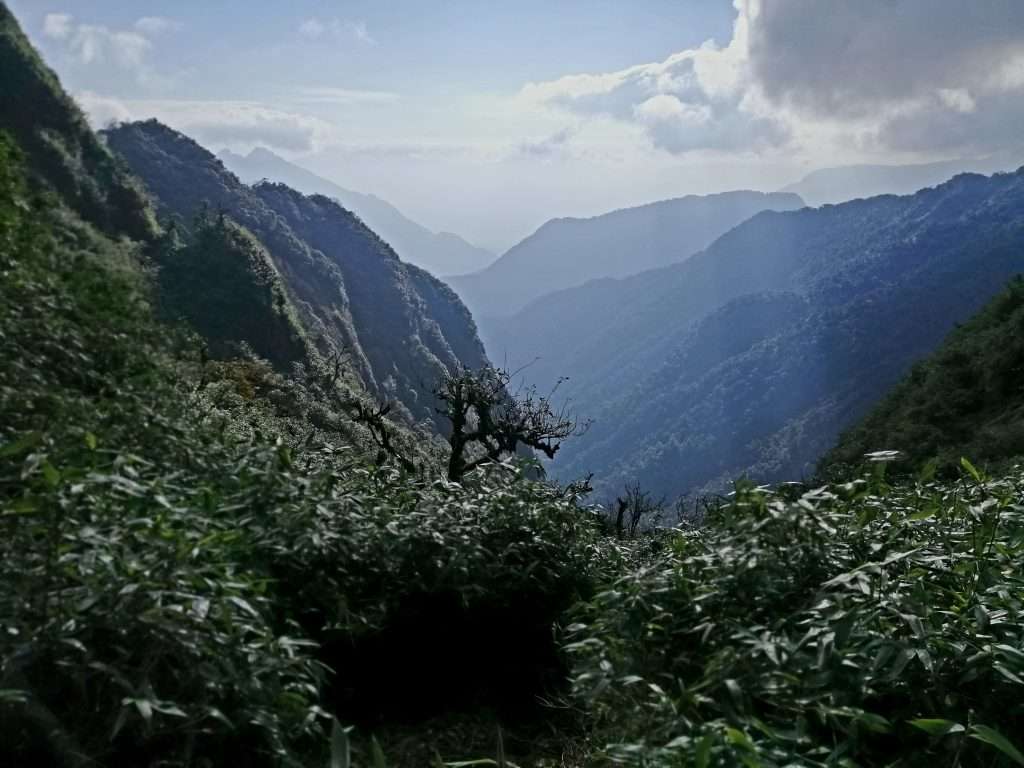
(745, 0, 1024, 155)
(520, 8, 788, 155)
(77, 92, 335, 154)
(298, 18, 376, 45)
(522, 0, 1024, 158)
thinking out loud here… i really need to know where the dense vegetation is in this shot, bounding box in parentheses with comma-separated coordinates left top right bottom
(0, 127, 607, 764)
(5, 5, 1024, 767)
(450, 190, 803, 320)
(570, 464, 1024, 767)
(103, 119, 488, 432)
(826, 276, 1024, 476)
(488, 169, 1024, 501)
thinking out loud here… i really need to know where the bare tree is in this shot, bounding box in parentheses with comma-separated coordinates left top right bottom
(615, 481, 665, 537)
(436, 365, 586, 481)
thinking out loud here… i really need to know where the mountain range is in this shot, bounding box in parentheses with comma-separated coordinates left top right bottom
(781, 151, 1024, 207)
(448, 190, 804, 320)
(483, 168, 1024, 500)
(218, 147, 493, 277)
(105, 120, 488, 431)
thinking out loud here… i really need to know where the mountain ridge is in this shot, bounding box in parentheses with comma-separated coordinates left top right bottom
(448, 189, 804, 320)
(106, 119, 489, 431)
(484, 166, 1024, 499)
(218, 146, 494, 277)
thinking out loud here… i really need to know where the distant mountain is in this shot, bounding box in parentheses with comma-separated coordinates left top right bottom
(824, 275, 1024, 475)
(106, 120, 489, 430)
(485, 168, 1024, 500)
(448, 191, 804, 319)
(781, 151, 1024, 207)
(218, 147, 493, 276)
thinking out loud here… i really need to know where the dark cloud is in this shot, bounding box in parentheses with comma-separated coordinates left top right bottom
(748, 0, 1024, 117)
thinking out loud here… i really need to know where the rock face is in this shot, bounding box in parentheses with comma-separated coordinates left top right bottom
(105, 120, 489, 430)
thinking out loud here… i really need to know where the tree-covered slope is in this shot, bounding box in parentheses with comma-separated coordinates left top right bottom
(0, 4, 154, 241)
(488, 168, 1024, 500)
(219, 147, 494, 276)
(449, 190, 804, 321)
(825, 276, 1024, 474)
(104, 120, 489, 430)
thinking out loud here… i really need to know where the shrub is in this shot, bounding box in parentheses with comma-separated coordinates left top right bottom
(568, 467, 1024, 766)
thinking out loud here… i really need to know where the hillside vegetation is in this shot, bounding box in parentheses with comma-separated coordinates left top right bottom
(6, 4, 1024, 768)
(826, 276, 1024, 475)
(103, 119, 488, 432)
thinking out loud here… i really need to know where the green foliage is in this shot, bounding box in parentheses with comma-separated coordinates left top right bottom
(567, 470, 1024, 766)
(0, 4, 154, 240)
(826, 276, 1024, 476)
(0, 129, 606, 764)
(155, 210, 311, 370)
(101, 119, 489, 431)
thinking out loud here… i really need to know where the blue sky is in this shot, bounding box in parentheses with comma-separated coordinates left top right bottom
(12, 1, 1024, 251)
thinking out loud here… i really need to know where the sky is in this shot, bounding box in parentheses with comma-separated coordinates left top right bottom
(11, 1, 1024, 252)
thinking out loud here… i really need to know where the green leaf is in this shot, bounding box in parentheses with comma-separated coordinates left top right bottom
(330, 719, 350, 768)
(0, 431, 41, 458)
(84, 432, 97, 451)
(960, 457, 982, 483)
(41, 460, 60, 489)
(370, 736, 388, 768)
(695, 733, 713, 768)
(909, 719, 965, 737)
(971, 725, 1024, 766)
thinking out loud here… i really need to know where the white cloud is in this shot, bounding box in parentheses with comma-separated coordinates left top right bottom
(39, 13, 183, 88)
(78, 92, 336, 154)
(520, 0, 1024, 159)
(519, 6, 788, 156)
(298, 17, 376, 46)
(134, 17, 182, 36)
(42, 13, 72, 40)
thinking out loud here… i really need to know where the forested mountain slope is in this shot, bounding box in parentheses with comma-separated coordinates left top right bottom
(0, 4, 153, 240)
(104, 120, 488, 430)
(825, 276, 1024, 474)
(448, 190, 804, 320)
(219, 147, 493, 276)
(487, 169, 1024, 500)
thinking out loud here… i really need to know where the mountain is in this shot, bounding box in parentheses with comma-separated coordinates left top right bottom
(106, 120, 489, 431)
(0, 3, 154, 241)
(447, 190, 805, 319)
(781, 151, 1024, 207)
(218, 147, 493, 276)
(485, 169, 1024, 500)
(824, 275, 1024, 475)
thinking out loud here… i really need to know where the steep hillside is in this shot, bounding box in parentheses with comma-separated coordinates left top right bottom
(449, 190, 804, 319)
(488, 169, 1024, 500)
(105, 120, 489, 429)
(219, 147, 493, 276)
(825, 276, 1024, 474)
(0, 3, 153, 240)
